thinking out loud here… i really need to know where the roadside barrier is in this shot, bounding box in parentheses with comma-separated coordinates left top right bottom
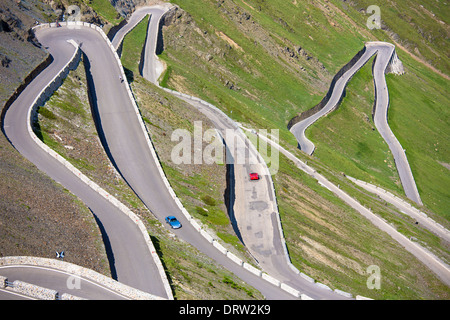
(27, 9, 378, 300)
(26, 21, 173, 300)
(137, 7, 364, 300)
(0, 256, 164, 300)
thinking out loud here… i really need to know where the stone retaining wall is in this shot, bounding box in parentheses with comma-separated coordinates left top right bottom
(287, 46, 367, 129)
(0, 256, 163, 300)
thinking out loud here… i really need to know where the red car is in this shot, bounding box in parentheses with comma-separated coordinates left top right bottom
(249, 173, 260, 180)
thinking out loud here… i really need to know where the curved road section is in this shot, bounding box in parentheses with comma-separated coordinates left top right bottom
(290, 42, 422, 205)
(3, 24, 171, 299)
(10, 14, 307, 300)
(3, 13, 305, 300)
(0, 260, 162, 300)
(136, 6, 352, 299)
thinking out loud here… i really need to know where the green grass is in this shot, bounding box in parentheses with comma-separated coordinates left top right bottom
(120, 15, 251, 253)
(308, 57, 403, 195)
(385, 52, 450, 221)
(38, 107, 57, 120)
(308, 48, 449, 223)
(121, 15, 149, 76)
(159, 64, 173, 89)
(201, 195, 217, 206)
(35, 50, 262, 300)
(161, 0, 449, 221)
(69, 0, 450, 298)
(84, 0, 123, 25)
(156, 0, 450, 298)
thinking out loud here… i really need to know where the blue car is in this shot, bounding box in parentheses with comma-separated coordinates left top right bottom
(165, 216, 182, 229)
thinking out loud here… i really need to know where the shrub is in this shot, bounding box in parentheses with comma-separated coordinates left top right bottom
(195, 206, 208, 216)
(38, 107, 57, 120)
(201, 195, 216, 206)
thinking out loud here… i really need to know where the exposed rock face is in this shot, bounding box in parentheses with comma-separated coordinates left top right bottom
(41, 0, 104, 24)
(386, 50, 405, 75)
(0, 0, 50, 106)
(110, 0, 167, 18)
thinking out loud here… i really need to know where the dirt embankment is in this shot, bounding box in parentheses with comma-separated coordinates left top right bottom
(0, 0, 109, 275)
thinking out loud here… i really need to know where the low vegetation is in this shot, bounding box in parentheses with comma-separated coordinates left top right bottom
(157, 0, 449, 298)
(1, 0, 448, 300)
(36, 38, 261, 299)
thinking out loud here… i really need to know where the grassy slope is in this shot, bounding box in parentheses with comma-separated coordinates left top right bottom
(0, 0, 109, 274)
(307, 49, 450, 225)
(162, 0, 449, 219)
(37, 54, 263, 299)
(157, 0, 449, 298)
(22, 0, 448, 299)
(308, 56, 403, 195)
(307, 0, 450, 222)
(120, 17, 246, 253)
(275, 152, 449, 299)
(385, 54, 450, 222)
(86, 0, 123, 24)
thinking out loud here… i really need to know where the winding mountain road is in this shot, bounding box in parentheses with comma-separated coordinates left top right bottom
(111, 5, 348, 300)
(2, 7, 318, 300)
(290, 42, 422, 206)
(248, 127, 450, 287)
(3, 23, 171, 299)
(0, 264, 144, 300)
(2, 3, 446, 301)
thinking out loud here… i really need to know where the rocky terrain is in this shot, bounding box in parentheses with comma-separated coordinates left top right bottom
(0, 0, 49, 107)
(0, 0, 111, 276)
(0, 0, 448, 299)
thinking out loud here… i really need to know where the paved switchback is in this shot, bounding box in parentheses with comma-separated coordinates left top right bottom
(136, 5, 348, 299)
(290, 42, 422, 206)
(3, 26, 170, 299)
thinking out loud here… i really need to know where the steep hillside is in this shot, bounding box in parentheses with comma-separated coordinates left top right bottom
(0, 0, 448, 299)
(0, 0, 111, 275)
(156, 0, 449, 298)
(157, 0, 449, 220)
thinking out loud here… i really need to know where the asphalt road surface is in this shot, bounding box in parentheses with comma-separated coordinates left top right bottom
(3, 26, 170, 299)
(290, 42, 422, 206)
(136, 6, 348, 300)
(3, 14, 304, 301)
(4, 5, 434, 301)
